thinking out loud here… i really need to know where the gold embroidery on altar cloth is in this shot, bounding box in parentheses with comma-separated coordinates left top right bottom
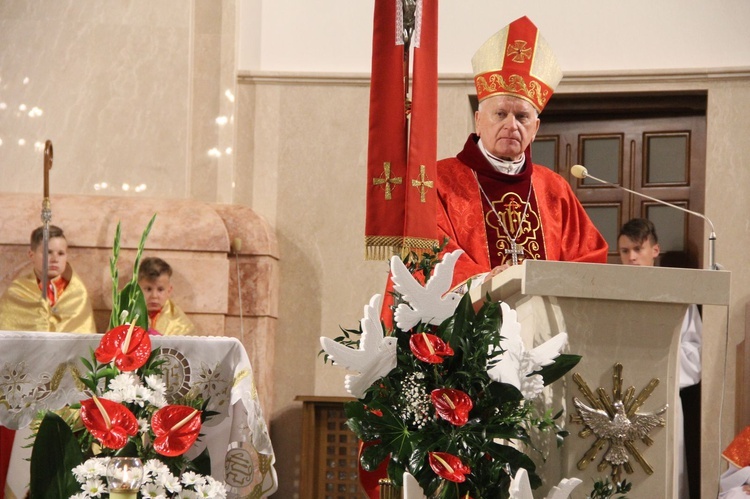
(233, 368, 251, 388)
(484, 190, 541, 264)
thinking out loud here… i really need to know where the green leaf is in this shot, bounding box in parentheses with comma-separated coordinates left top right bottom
(534, 354, 582, 386)
(29, 412, 85, 499)
(116, 281, 149, 330)
(190, 446, 213, 476)
(361, 442, 390, 471)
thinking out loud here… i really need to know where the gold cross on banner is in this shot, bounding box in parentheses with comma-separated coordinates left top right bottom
(372, 162, 403, 200)
(411, 165, 434, 203)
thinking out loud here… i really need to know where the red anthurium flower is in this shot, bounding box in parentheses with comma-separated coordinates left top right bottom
(151, 405, 202, 457)
(428, 451, 471, 483)
(431, 388, 473, 426)
(80, 396, 139, 449)
(95, 322, 152, 371)
(409, 332, 454, 364)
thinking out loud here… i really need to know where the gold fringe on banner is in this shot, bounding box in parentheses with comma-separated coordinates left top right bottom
(365, 236, 439, 261)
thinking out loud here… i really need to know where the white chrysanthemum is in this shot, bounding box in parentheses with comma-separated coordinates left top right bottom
(82, 477, 107, 497)
(140, 482, 167, 499)
(107, 383, 138, 404)
(69, 493, 88, 499)
(178, 490, 199, 499)
(72, 457, 109, 483)
(145, 459, 171, 477)
(149, 391, 168, 408)
(194, 479, 227, 499)
(204, 476, 228, 498)
(131, 384, 154, 407)
(145, 374, 167, 394)
(157, 470, 183, 493)
(108, 372, 140, 392)
(180, 471, 205, 487)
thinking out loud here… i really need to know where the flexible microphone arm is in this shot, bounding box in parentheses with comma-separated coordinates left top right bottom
(570, 164, 720, 270)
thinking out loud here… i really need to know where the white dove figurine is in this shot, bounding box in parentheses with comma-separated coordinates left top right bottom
(487, 302, 569, 399)
(509, 468, 582, 499)
(391, 249, 464, 331)
(320, 293, 397, 398)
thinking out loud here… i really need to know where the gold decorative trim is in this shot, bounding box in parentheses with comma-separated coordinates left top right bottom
(365, 236, 439, 261)
(475, 73, 550, 110)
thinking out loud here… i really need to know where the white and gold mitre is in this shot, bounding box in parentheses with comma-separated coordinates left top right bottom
(472, 16, 563, 113)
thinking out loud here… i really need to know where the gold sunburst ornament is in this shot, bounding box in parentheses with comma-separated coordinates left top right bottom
(570, 363, 667, 482)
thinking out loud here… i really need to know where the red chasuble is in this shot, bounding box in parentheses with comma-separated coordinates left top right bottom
(437, 135, 608, 287)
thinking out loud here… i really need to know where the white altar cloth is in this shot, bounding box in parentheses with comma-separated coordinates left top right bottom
(0, 330, 277, 498)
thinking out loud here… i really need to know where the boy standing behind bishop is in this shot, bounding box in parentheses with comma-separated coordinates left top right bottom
(138, 256, 195, 336)
(0, 224, 96, 333)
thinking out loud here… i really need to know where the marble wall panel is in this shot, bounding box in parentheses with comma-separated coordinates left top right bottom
(227, 256, 278, 317)
(0, 0, 192, 198)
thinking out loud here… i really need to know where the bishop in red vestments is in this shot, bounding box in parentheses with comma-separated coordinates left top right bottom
(438, 16, 606, 289)
(363, 15, 607, 499)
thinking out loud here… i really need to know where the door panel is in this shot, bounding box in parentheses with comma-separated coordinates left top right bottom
(534, 110, 706, 266)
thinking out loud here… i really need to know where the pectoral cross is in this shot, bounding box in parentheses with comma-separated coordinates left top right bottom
(504, 239, 524, 266)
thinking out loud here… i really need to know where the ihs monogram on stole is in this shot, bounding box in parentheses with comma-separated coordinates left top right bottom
(485, 192, 541, 264)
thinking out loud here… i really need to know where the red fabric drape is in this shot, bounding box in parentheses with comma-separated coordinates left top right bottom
(364, 0, 438, 260)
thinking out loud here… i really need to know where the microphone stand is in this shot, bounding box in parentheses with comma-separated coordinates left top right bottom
(572, 166, 719, 270)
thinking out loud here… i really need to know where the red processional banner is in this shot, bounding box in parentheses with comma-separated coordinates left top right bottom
(364, 0, 438, 261)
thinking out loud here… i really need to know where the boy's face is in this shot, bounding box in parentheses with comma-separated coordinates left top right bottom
(29, 236, 68, 279)
(618, 235, 660, 267)
(139, 274, 173, 313)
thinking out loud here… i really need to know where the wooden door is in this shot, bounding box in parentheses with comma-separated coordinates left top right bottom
(531, 92, 707, 266)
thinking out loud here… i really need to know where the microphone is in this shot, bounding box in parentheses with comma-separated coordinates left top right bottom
(570, 164, 720, 270)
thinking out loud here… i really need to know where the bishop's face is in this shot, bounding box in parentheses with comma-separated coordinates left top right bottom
(475, 95, 540, 161)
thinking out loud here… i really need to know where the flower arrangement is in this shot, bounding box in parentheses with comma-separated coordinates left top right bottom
(70, 457, 227, 499)
(29, 216, 227, 498)
(321, 242, 582, 499)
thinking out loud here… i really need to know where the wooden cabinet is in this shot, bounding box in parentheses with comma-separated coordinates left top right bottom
(297, 396, 367, 499)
